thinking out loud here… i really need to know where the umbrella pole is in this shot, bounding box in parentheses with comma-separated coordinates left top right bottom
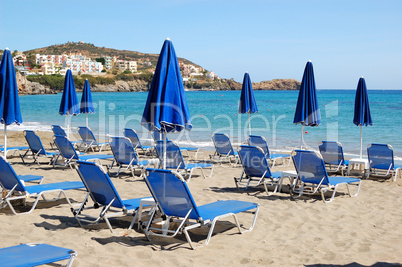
(163, 129, 167, 169)
(360, 125, 363, 159)
(300, 125, 304, 149)
(66, 115, 70, 139)
(86, 114, 88, 128)
(4, 125, 7, 158)
(248, 113, 251, 136)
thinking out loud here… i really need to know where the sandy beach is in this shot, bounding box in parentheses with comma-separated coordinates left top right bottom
(0, 130, 401, 266)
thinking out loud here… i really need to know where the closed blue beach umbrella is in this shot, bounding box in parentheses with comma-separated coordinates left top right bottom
(0, 48, 23, 157)
(141, 38, 192, 168)
(239, 72, 258, 136)
(80, 79, 94, 127)
(353, 76, 372, 159)
(59, 69, 80, 139)
(293, 60, 321, 149)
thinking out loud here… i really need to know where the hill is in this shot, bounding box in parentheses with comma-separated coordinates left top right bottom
(17, 42, 300, 94)
(24, 41, 200, 68)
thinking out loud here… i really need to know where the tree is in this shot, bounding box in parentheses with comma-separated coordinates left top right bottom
(96, 57, 105, 65)
(26, 53, 38, 69)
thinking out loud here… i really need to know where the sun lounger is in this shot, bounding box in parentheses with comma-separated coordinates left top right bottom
(51, 125, 78, 149)
(0, 156, 84, 215)
(155, 140, 213, 181)
(73, 160, 154, 232)
(367, 143, 402, 181)
(247, 135, 290, 167)
(22, 130, 58, 166)
(0, 243, 77, 267)
(77, 126, 109, 152)
(318, 141, 349, 175)
(235, 145, 290, 195)
(109, 136, 149, 177)
(123, 128, 153, 155)
(210, 133, 239, 164)
(291, 150, 361, 203)
(53, 135, 113, 169)
(0, 156, 43, 186)
(142, 168, 259, 249)
(151, 131, 199, 159)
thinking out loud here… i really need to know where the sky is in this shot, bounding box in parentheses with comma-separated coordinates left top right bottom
(1, 0, 401, 89)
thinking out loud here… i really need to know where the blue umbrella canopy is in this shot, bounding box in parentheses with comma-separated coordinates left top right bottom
(353, 77, 372, 158)
(141, 38, 192, 134)
(0, 48, 22, 126)
(141, 38, 192, 168)
(239, 72, 258, 114)
(80, 79, 94, 114)
(239, 72, 258, 135)
(80, 79, 94, 128)
(293, 61, 321, 148)
(59, 69, 80, 138)
(353, 77, 372, 127)
(0, 48, 23, 157)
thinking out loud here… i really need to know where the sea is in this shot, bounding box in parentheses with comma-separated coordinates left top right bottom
(11, 89, 402, 158)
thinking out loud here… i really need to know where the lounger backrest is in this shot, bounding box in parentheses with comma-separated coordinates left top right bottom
(144, 168, 201, 220)
(53, 135, 79, 160)
(78, 126, 98, 145)
(155, 140, 186, 169)
(52, 125, 67, 137)
(318, 141, 346, 165)
(0, 156, 26, 192)
(109, 136, 140, 166)
(292, 150, 329, 185)
(123, 128, 142, 148)
(238, 145, 272, 178)
(212, 133, 235, 156)
(76, 161, 125, 209)
(24, 130, 47, 155)
(247, 135, 270, 157)
(367, 143, 394, 170)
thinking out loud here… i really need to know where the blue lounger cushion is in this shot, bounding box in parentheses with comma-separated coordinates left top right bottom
(25, 181, 84, 195)
(327, 176, 360, 185)
(197, 200, 259, 222)
(19, 175, 43, 182)
(0, 146, 28, 152)
(270, 153, 289, 159)
(121, 198, 152, 210)
(185, 163, 213, 169)
(79, 154, 114, 161)
(0, 243, 76, 267)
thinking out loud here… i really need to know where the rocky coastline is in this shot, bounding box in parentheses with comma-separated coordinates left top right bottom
(16, 72, 300, 95)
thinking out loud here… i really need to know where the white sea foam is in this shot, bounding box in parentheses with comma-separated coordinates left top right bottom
(3, 122, 53, 132)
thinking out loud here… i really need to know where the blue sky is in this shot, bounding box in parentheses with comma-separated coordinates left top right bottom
(1, 0, 401, 89)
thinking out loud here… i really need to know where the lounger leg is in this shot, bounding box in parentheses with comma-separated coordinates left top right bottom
(264, 178, 280, 196)
(320, 187, 334, 203)
(208, 166, 213, 178)
(394, 168, 400, 182)
(345, 181, 361, 198)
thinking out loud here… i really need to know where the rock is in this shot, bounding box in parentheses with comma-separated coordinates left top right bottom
(253, 79, 300, 90)
(16, 71, 299, 94)
(28, 82, 46, 95)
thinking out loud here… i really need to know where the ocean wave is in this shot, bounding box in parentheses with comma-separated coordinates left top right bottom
(4, 122, 52, 132)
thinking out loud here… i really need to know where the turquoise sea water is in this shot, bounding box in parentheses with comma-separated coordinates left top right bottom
(13, 90, 402, 157)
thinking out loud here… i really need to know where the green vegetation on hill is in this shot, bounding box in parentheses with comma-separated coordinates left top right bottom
(26, 72, 154, 91)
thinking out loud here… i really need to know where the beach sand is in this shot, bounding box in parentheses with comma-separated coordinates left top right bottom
(0, 131, 401, 266)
